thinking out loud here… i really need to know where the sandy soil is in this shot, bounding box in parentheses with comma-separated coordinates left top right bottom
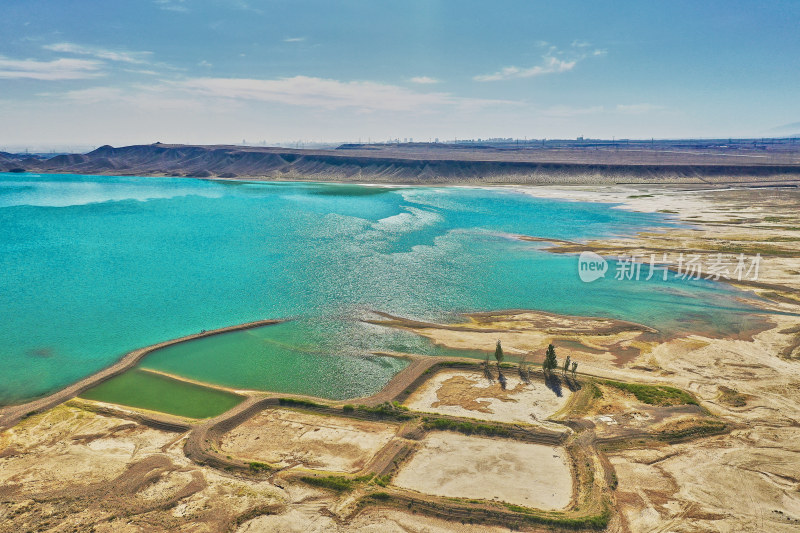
(219, 409, 397, 473)
(518, 185, 800, 531)
(597, 312, 800, 531)
(393, 432, 572, 510)
(610, 425, 800, 531)
(0, 404, 285, 531)
(237, 507, 524, 532)
(404, 369, 570, 425)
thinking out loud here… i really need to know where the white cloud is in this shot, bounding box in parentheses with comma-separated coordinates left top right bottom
(474, 56, 577, 82)
(283, 37, 306, 43)
(59, 85, 205, 111)
(0, 56, 103, 80)
(475, 41, 606, 82)
(60, 86, 124, 101)
(43, 42, 152, 64)
(123, 69, 159, 75)
(227, 1, 263, 14)
(177, 75, 514, 111)
(154, 0, 188, 12)
(198, 60, 213, 67)
(409, 76, 440, 84)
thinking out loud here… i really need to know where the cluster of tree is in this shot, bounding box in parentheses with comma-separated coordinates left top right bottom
(484, 341, 578, 386)
(543, 344, 578, 377)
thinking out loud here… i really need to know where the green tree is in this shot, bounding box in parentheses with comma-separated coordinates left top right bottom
(494, 340, 507, 388)
(518, 353, 531, 383)
(571, 361, 578, 378)
(563, 354, 571, 376)
(483, 352, 494, 382)
(543, 344, 558, 373)
(494, 340, 504, 365)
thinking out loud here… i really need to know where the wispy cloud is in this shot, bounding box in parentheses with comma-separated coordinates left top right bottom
(228, 1, 263, 14)
(0, 56, 103, 80)
(474, 42, 605, 82)
(124, 68, 159, 76)
(283, 37, 306, 43)
(177, 75, 515, 112)
(475, 56, 577, 82)
(409, 76, 440, 84)
(43, 42, 152, 64)
(154, 0, 188, 12)
(59, 85, 204, 110)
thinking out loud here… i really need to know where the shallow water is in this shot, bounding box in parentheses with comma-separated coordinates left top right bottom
(79, 369, 245, 418)
(0, 173, 765, 403)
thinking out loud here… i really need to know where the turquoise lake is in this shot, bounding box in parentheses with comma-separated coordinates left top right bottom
(0, 173, 766, 403)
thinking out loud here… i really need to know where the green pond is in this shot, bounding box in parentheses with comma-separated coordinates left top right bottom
(79, 369, 245, 419)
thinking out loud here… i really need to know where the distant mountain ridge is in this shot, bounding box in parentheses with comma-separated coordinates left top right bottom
(2, 142, 800, 185)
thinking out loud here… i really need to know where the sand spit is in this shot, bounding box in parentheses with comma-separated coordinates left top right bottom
(368, 309, 660, 366)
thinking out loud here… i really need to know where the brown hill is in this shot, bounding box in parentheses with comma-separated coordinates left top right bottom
(2, 142, 800, 185)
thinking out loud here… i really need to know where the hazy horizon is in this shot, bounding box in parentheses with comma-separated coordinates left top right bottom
(4, 134, 800, 156)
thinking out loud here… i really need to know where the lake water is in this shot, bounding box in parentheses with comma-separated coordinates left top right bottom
(0, 173, 764, 403)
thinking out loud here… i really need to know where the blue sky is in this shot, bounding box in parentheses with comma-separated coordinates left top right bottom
(1, 0, 799, 148)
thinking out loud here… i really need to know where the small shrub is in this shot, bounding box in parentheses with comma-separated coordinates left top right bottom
(248, 461, 270, 472)
(374, 474, 391, 487)
(357, 402, 414, 420)
(656, 419, 726, 441)
(278, 397, 324, 408)
(602, 381, 696, 406)
(300, 475, 356, 491)
(423, 417, 511, 437)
